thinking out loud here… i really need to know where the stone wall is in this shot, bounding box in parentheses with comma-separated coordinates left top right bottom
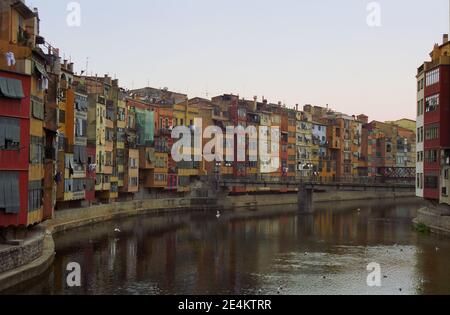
(415, 207, 450, 235)
(48, 197, 217, 234)
(0, 229, 45, 274)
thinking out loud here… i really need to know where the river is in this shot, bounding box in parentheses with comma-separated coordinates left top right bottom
(9, 198, 450, 295)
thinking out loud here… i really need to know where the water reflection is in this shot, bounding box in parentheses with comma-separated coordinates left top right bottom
(9, 198, 450, 295)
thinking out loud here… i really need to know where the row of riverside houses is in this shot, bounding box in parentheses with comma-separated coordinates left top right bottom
(0, 0, 416, 235)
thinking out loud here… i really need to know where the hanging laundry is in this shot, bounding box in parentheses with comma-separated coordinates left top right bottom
(54, 172, 62, 183)
(43, 76, 49, 90)
(69, 161, 74, 177)
(5, 52, 16, 67)
(88, 164, 97, 173)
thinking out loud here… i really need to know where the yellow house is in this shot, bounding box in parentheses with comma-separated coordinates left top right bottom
(386, 119, 416, 133)
(173, 100, 200, 191)
(121, 149, 139, 194)
(28, 54, 47, 225)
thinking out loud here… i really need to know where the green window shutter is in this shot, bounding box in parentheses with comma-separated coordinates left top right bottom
(0, 77, 25, 99)
(32, 99, 45, 120)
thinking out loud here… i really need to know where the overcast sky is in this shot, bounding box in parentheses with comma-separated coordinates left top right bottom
(28, 0, 450, 121)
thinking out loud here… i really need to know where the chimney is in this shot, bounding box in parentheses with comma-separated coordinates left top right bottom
(296, 104, 299, 111)
(252, 96, 257, 112)
(68, 62, 74, 73)
(444, 34, 449, 44)
(357, 114, 368, 124)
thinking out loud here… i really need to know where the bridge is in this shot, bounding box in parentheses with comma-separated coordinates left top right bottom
(215, 177, 415, 190)
(212, 177, 415, 214)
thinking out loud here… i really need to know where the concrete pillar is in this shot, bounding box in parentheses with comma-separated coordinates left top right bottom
(298, 184, 314, 214)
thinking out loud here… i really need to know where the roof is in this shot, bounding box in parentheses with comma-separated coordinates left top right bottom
(12, 1, 36, 19)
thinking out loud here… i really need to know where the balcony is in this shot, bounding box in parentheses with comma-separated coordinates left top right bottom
(17, 28, 31, 47)
(159, 128, 172, 136)
(72, 191, 86, 201)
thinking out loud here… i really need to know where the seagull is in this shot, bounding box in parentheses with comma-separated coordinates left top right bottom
(216, 211, 221, 219)
(114, 228, 121, 233)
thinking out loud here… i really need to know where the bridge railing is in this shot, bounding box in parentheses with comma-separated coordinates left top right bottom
(213, 175, 415, 186)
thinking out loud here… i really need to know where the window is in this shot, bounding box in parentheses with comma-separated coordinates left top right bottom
(59, 109, 66, 124)
(105, 152, 112, 166)
(111, 183, 118, 193)
(28, 180, 42, 213)
(425, 125, 439, 141)
(0, 172, 20, 214)
(130, 177, 138, 187)
(344, 165, 351, 174)
(31, 97, 44, 120)
(417, 99, 424, 116)
(425, 176, 438, 189)
(416, 173, 423, 189)
(117, 108, 125, 121)
(426, 68, 440, 86)
(129, 157, 138, 169)
(106, 128, 114, 142)
(417, 127, 424, 143)
(75, 118, 87, 137)
(30, 136, 44, 164)
(425, 150, 438, 163)
(75, 94, 88, 112)
(417, 151, 424, 162)
(0, 117, 20, 150)
(425, 94, 439, 112)
(95, 174, 102, 185)
(386, 144, 392, 153)
(64, 179, 73, 193)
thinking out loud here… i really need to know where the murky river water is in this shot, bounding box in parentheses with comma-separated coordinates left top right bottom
(9, 198, 450, 295)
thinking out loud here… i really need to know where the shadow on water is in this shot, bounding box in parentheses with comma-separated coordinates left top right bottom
(6, 197, 450, 295)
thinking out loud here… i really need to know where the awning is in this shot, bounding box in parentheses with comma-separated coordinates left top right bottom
(34, 62, 48, 79)
(0, 77, 25, 99)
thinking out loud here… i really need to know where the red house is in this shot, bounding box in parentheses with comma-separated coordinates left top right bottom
(0, 70, 31, 228)
(423, 45, 450, 200)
